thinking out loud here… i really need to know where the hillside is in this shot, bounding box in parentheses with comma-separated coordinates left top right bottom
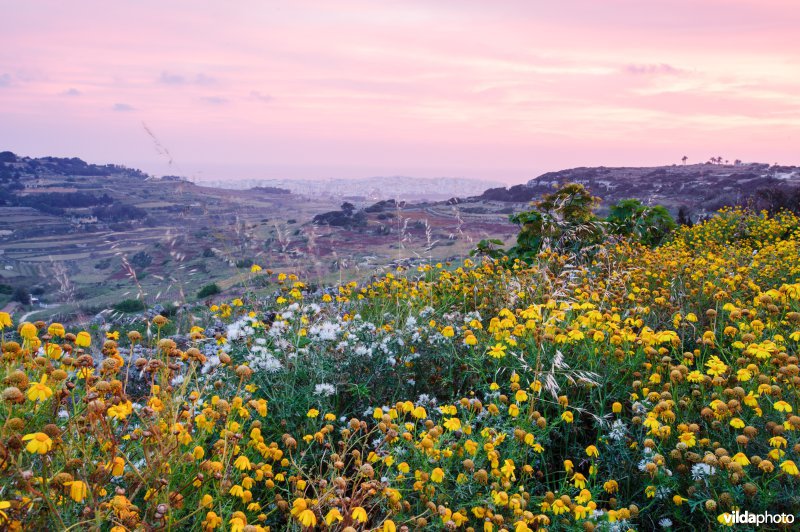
(470, 162, 800, 219)
(0, 152, 514, 321)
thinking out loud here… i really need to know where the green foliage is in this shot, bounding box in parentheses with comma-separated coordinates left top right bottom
(112, 298, 146, 313)
(473, 184, 681, 262)
(197, 282, 222, 298)
(12, 286, 31, 305)
(469, 238, 505, 259)
(506, 183, 604, 262)
(235, 258, 254, 269)
(606, 199, 677, 246)
(129, 250, 153, 270)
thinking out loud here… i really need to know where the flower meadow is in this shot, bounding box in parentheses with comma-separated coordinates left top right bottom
(1, 207, 800, 531)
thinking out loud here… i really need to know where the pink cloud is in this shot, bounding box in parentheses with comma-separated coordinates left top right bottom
(0, 0, 798, 182)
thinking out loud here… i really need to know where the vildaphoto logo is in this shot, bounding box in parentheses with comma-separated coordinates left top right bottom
(721, 510, 795, 526)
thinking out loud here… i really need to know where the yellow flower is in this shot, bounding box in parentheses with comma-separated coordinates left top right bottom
(68, 480, 89, 502)
(571, 472, 586, 489)
(383, 519, 397, 532)
(585, 445, 599, 458)
(679, 431, 696, 447)
(515, 389, 528, 402)
(47, 322, 65, 337)
(234, 455, 252, 470)
(443, 417, 461, 431)
(0, 312, 12, 328)
(229, 513, 246, 532)
(75, 331, 91, 347)
(22, 432, 53, 454)
(306, 408, 319, 418)
(351, 506, 368, 523)
(575, 488, 592, 504)
(442, 326, 455, 337)
(107, 401, 133, 420)
(250, 264, 262, 273)
(687, 370, 704, 382)
(551, 499, 568, 515)
(612, 401, 622, 413)
(148, 396, 164, 412)
(501, 459, 516, 480)
(732, 452, 750, 466)
(431, 467, 445, 483)
(780, 460, 799, 476)
(488, 343, 507, 358)
(202, 511, 223, 530)
(27, 375, 53, 402)
(325, 508, 343, 525)
(718, 513, 734, 527)
(412, 406, 427, 419)
(200, 494, 214, 508)
(769, 436, 787, 448)
(19, 322, 38, 339)
(729, 418, 745, 429)
(45, 343, 62, 359)
(704, 355, 728, 377)
(109, 456, 125, 476)
(561, 411, 574, 423)
(774, 401, 793, 413)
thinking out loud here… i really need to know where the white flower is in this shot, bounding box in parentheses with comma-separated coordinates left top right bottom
(658, 517, 673, 528)
(314, 383, 336, 397)
(309, 321, 342, 341)
(246, 351, 282, 373)
(201, 354, 221, 374)
(608, 419, 627, 441)
(691, 463, 716, 480)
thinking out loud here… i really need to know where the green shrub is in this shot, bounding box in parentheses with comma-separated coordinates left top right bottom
(197, 283, 221, 298)
(112, 299, 146, 313)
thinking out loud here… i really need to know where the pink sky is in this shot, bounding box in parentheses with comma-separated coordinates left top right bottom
(1, 1, 799, 183)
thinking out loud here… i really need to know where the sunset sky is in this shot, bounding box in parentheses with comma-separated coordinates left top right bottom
(1, 1, 798, 183)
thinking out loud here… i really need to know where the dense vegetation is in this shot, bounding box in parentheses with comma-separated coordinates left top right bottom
(1, 193, 799, 530)
(474, 184, 676, 262)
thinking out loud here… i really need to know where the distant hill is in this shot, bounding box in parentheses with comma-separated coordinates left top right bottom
(469, 162, 800, 217)
(0, 151, 150, 183)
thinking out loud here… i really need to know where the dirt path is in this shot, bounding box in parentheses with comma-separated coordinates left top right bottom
(18, 309, 38, 323)
(1, 301, 21, 314)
